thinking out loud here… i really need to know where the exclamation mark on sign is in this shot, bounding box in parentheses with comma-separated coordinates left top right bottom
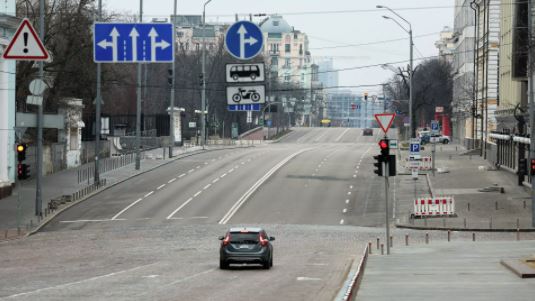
(23, 32, 29, 53)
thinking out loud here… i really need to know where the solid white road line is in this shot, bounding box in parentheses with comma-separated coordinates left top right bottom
(111, 198, 143, 220)
(163, 269, 215, 287)
(157, 184, 166, 190)
(335, 128, 351, 142)
(59, 219, 125, 223)
(166, 197, 194, 219)
(219, 148, 310, 224)
(3, 263, 157, 299)
(168, 178, 177, 184)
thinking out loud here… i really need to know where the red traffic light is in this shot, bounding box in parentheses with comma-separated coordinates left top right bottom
(378, 140, 388, 149)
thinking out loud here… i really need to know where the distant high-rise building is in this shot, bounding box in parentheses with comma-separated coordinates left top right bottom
(435, 26, 455, 63)
(315, 57, 339, 89)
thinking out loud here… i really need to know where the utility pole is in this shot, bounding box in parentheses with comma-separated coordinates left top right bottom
(528, 0, 535, 227)
(169, 0, 177, 157)
(384, 158, 390, 255)
(94, 0, 102, 184)
(201, 0, 212, 148)
(409, 28, 414, 138)
(135, 0, 143, 170)
(35, 0, 45, 218)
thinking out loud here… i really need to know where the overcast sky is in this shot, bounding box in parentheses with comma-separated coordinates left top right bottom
(104, 0, 454, 95)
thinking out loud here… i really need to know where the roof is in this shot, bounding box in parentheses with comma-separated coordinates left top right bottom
(260, 15, 292, 34)
(229, 227, 263, 233)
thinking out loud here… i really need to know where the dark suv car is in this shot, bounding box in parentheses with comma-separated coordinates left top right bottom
(219, 227, 275, 269)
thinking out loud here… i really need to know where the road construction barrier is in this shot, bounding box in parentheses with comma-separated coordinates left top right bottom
(404, 156, 433, 171)
(413, 197, 455, 218)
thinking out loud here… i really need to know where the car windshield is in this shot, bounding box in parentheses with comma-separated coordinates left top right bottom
(229, 232, 260, 244)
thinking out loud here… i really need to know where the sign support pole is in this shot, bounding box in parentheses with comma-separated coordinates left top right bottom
(432, 142, 436, 176)
(528, 0, 535, 227)
(169, 0, 177, 157)
(384, 156, 390, 255)
(35, 0, 45, 218)
(94, 0, 102, 184)
(135, 0, 143, 170)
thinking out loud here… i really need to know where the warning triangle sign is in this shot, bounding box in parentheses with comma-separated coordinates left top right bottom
(375, 113, 396, 134)
(2, 18, 50, 61)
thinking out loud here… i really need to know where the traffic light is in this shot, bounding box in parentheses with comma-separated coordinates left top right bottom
(519, 158, 527, 175)
(16, 144, 26, 162)
(17, 163, 30, 180)
(379, 139, 389, 157)
(199, 73, 204, 86)
(387, 154, 396, 177)
(364, 92, 368, 101)
(167, 68, 173, 86)
(531, 159, 535, 176)
(373, 155, 383, 176)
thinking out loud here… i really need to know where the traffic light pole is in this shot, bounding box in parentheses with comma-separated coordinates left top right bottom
(384, 160, 390, 255)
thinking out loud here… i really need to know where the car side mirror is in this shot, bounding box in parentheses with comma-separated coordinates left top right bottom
(218, 236, 224, 240)
(269, 236, 275, 241)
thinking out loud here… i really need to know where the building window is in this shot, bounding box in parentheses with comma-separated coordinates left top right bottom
(285, 58, 291, 68)
(195, 43, 200, 51)
(285, 44, 291, 53)
(270, 43, 279, 54)
(271, 57, 278, 66)
(284, 75, 291, 82)
(299, 44, 303, 55)
(177, 31, 184, 38)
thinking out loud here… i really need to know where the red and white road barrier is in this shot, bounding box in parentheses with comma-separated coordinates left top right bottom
(413, 197, 455, 217)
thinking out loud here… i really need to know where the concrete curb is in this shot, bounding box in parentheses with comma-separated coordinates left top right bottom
(267, 129, 292, 144)
(426, 173, 435, 198)
(27, 145, 254, 237)
(334, 245, 369, 301)
(396, 224, 535, 232)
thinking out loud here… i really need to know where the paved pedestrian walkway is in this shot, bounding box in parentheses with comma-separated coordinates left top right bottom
(395, 143, 534, 230)
(0, 143, 255, 238)
(357, 240, 535, 301)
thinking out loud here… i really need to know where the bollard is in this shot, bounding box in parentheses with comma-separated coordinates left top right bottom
(30, 220, 33, 228)
(517, 218, 520, 229)
(4, 230, 7, 239)
(443, 218, 446, 228)
(447, 230, 451, 242)
(377, 238, 380, 250)
(516, 228, 520, 241)
(368, 242, 372, 254)
(405, 234, 409, 246)
(472, 232, 476, 241)
(381, 244, 384, 255)
(524, 200, 527, 209)
(495, 201, 498, 210)
(425, 233, 429, 244)
(468, 202, 470, 211)
(390, 236, 393, 248)
(489, 217, 493, 229)
(464, 218, 467, 228)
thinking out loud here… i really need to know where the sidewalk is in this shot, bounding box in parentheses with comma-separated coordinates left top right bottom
(357, 240, 535, 301)
(395, 143, 534, 230)
(0, 143, 253, 238)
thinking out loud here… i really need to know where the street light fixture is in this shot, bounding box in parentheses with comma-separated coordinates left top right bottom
(377, 4, 414, 139)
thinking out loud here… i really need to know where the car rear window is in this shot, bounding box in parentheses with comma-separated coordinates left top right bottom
(230, 232, 260, 243)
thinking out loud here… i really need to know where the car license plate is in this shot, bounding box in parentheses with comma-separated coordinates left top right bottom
(239, 244, 249, 249)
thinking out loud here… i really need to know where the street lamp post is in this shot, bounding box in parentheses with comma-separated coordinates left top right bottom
(201, 0, 213, 148)
(377, 5, 414, 138)
(168, 0, 178, 157)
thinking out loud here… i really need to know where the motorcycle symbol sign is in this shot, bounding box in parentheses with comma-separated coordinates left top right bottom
(226, 85, 265, 105)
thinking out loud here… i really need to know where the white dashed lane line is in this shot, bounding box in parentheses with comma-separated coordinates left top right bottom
(203, 184, 211, 190)
(345, 199, 350, 204)
(144, 191, 154, 198)
(188, 169, 194, 173)
(179, 173, 186, 178)
(168, 178, 176, 184)
(340, 219, 344, 225)
(221, 173, 227, 178)
(194, 191, 202, 197)
(342, 208, 348, 213)
(157, 184, 166, 190)
(212, 178, 220, 184)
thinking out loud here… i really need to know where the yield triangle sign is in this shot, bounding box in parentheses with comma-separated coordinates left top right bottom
(375, 113, 396, 134)
(2, 18, 50, 61)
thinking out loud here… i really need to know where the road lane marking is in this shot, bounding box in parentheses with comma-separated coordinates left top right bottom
(163, 269, 215, 287)
(111, 198, 143, 220)
(345, 199, 350, 204)
(204, 162, 209, 165)
(221, 173, 227, 178)
(347, 192, 351, 195)
(203, 184, 211, 190)
(168, 178, 177, 184)
(296, 277, 322, 281)
(142, 275, 159, 279)
(196, 166, 201, 169)
(145, 191, 154, 198)
(179, 173, 186, 178)
(194, 191, 202, 197)
(59, 219, 126, 223)
(3, 263, 158, 298)
(349, 185, 353, 189)
(188, 169, 194, 173)
(343, 208, 348, 213)
(157, 184, 166, 190)
(212, 178, 220, 184)
(228, 168, 234, 173)
(353, 175, 357, 178)
(219, 148, 310, 224)
(335, 128, 350, 142)
(339, 219, 344, 225)
(166, 197, 194, 219)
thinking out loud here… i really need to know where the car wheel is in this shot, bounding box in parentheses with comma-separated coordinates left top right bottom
(262, 260, 270, 269)
(269, 257, 273, 267)
(220, 259, 228, 270)
(443, 140, 449, 144)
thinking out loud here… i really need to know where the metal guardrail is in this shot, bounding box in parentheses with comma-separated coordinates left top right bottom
(77, 153, 136, 184)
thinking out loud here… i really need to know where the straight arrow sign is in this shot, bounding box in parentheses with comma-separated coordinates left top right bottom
(375, 113, 396, 134)
(129, 27, 139, 62)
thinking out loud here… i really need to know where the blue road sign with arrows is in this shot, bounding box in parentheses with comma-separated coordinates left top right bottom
(225, 21, 264, 60)
(94, 23, 174, 63)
